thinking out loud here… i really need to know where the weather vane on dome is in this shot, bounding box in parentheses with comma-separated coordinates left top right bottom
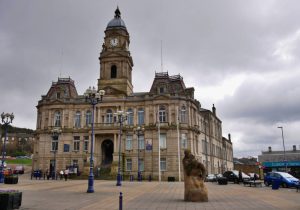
(115, 6, 121, 18)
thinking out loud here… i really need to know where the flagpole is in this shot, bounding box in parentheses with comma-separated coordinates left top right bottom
(158, 110, 161, 182)
(177, 107, 181, 182)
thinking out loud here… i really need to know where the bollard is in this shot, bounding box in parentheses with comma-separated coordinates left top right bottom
(119, 192, 123, 210)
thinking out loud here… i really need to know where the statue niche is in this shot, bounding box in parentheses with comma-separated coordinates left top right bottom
(182, 149, 208, 202)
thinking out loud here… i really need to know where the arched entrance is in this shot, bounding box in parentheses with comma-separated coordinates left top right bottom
(101, 139, 114, 166)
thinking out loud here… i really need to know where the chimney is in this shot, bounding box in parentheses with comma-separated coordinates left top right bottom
(293, 145, 296, 151)
(268, 146, 272, 152)
(228, 133, 231, 142)
(212, 104, 216, 116)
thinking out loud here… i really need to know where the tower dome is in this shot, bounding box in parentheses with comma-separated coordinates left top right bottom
(106, 7, 127, 30)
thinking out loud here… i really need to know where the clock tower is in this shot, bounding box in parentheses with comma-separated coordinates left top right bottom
(98, 7, 134, 97)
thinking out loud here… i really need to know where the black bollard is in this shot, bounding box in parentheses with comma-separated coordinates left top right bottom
(119, 192, 123, 210)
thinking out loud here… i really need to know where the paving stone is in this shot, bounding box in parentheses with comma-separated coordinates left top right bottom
(0, 175, 299, 210)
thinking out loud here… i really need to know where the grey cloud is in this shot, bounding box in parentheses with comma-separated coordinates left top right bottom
(1, 0, 300, 158)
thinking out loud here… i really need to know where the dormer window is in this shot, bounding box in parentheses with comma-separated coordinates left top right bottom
(159, 87, 164, 94)
(111, 65, 117, 78)
(56, 92, 61, 99)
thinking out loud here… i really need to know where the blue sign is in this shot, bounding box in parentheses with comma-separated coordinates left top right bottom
(263, 161, 300, 167)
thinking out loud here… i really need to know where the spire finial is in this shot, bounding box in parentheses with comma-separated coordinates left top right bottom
(115, 6, 121, 18)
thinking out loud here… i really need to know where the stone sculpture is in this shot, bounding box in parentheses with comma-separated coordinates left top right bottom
(182, 149, 208, 202)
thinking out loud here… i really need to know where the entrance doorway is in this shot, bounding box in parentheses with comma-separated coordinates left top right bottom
(101, 139, 114, 166)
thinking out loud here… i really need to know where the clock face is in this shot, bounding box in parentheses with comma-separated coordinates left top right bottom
(110, 38, 118, 47)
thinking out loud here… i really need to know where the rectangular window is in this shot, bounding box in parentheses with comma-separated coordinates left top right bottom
(126, 135, 132, 150)
(86, 111, 92, 126)
(127, 110, 134, 125)
(63, 144, 70, 152)
(106, 113, 113, 123)
(160, 158, 166, 171)
(138, 135, 144, 150)
(75, 112, 81, 128)
(139, 158, 144, 171)
(159, 133, 167, 149)
(181, 133, 188, 149)
(54, 112, 61, 127)
(159, 87, 164, 94)
(84, 136, 89, 151)
(51, 135, 58, 151)
(159, 110, 166, 122)
(202, 140, 206, 154)
(73, 136, 80, 151)
(126, 159, 132, 171)
(137, 109, 144, 125)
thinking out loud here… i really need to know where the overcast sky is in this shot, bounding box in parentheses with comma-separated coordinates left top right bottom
(1, 0, 300, 158)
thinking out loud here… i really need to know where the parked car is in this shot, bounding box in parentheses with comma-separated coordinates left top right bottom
(223, 170, 250, 182)
(3, 168, 12, 176)
(264, 171, 299, 188)
(215, 174, 223, 179)
(13, 165, 25, 174)
(205, 174, 217, 182)
(1, 161, 7, 168)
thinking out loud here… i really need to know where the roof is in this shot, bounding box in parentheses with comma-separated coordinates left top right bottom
(106, 7, 127, 30)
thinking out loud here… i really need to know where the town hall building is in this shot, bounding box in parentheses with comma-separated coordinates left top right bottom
(33, 8, 233, 181)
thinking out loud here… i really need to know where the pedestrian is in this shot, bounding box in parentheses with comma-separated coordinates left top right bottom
(254, 173, 258, 182)
(60, 170, 64, 180)
(64, 168, 69, 181)
(46, 169, 49, 180)
(238, 170, 243, 184)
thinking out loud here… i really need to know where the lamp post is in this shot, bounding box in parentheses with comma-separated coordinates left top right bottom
(114, 110, 128, 186)
(277, 126, 287, 172)
(84, 86, 105, 193)
(0, 112, 14, 183)
(135, 126, 144, 182)
(51, 127, 62, 180)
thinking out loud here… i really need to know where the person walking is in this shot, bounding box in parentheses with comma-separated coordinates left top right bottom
(60, 170, 64, 180)
(238, 170, 243, 184)
(64, 168, 69, 181)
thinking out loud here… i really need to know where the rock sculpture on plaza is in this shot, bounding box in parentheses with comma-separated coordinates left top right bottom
(182, 149, 208, 202)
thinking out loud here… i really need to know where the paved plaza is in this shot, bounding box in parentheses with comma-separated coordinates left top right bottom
(1, 174, 300, 210)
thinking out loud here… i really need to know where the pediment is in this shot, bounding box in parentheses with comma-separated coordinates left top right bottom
(103, 86, 126, 96)
(152, 95, 171, 100)
(48, 99, 64, 105)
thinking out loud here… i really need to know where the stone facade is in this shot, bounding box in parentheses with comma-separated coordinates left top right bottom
(33, 8, 233, 180)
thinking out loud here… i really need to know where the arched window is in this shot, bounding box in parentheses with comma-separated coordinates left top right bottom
(127, 108, 133, 125)
(159, 106, 167, 123)
(111, 65, 117, 78)
(106, 109, 113, 123)
(74, 111, 81, 128)
(180, 106, 186, 123)
(86, 110, 92, 126)
(137, 108, 144, 125)
(54, 111, 61, 127)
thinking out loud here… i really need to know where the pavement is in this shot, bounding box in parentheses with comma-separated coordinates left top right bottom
(1, 174, 300, 210)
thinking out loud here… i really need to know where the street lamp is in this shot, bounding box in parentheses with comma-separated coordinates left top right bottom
(84, 86, 105, 193)
(114, 110, 128, 186)
(277, 126, 287, 172)
(51, 127, 62, 180)
(0, 112, 14, 183)
(134, 126, 144, 181)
